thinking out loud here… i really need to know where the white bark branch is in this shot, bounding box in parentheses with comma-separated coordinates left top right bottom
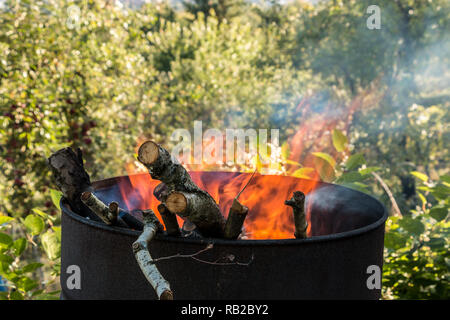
(132, 210, 173, 300)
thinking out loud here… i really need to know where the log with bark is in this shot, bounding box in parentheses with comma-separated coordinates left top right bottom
(138, 141, 225, 238)
(132, 209, 173, 300)
(109, 201, 144, 231)
(285, 191, 308, 239)
(81, 191, 128, 227)
(157, 203, 181, 237)
(48, 148, 142, 230)
(224, 198, 248, 240)
(47, 147, 100, 222)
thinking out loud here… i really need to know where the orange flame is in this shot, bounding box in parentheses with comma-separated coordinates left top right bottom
(118, 92, 373, 239)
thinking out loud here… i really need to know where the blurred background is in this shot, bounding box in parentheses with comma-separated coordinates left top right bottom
(0, 0, 448, 299)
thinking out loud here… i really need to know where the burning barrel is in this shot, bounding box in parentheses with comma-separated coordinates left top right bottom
(60, 172, 387, 300)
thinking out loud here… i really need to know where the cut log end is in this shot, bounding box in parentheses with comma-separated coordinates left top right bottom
(81, 191, 91, 201)
(138, 141, 160, 165)
(160, 290, 174, 300)
(109, 201, 119, 214)
(165, 192, 187, 214)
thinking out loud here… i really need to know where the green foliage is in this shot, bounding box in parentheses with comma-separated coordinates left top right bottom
(0, 0, 448, 300)
(382, 175, 449, 299)
(0, 192, 60, 300)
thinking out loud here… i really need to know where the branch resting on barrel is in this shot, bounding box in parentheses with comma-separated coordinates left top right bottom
(133, 209, 173, 300)
(138, 141, 225, 238)
(285, 191, 308, 239)
(47, 148, 100, 221)
(48, 148, 142, 230)
(224, 198, 248, 240)
(81, 192, 128, 228)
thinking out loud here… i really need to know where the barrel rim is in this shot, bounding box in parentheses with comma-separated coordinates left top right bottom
(61, 173, 388, 247)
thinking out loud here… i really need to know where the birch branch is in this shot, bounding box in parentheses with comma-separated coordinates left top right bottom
(81, 192, 128, 228)
(132, 209, 173, 300)
(138, 141, 225, 238)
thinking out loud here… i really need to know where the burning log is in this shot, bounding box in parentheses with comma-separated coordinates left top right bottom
(157, 203, 181, 237)
(138, 141, 225, 238)
(224, 198, 249, 240)
(165, 191, 225, 237)
(81, 192, 128, 228)
(132, 209, 173, 300)
(47, 148, 100, 222)
(109, 202, 144, 231)
(285, 191, 308, 239)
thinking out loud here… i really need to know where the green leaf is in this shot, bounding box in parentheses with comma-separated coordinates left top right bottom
(345, 153, 365, 170)
(398, 217, 425, 236)
(440, 174, 450, 184)
(430, 184, 450, 201)
(23, 215, 45, 236)
(22, 262, 44, 274)
(292, 167, 315, 179)
(340, 182, 369, 193)
(17, 276, 38, 292)
(336, 171, 364, 183)
(410, 171, 428, 182)
(311, 152, 336, 168)
(417, 192, 427, 207)
(32, 208, 48, 219)
(332, 129, 347, 152)
(384, 232, 407, 250)
(359, 166, 380, 176)
(313, 157, 336, 182)
(12, 238, 27, 256)
(0, 215, 14, 226)
(50, 189, 63, 209)
(429, 206, 448, 222)
(41, 231, 61, 260)
(0, 232, 13, 249)
(52, 226, 61, 241)
(0, 253, 13, 265)
(426, 237, 446, 249)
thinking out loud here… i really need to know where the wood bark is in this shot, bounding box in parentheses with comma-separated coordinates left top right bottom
(81, 192, 128, 228)
(157, 203, 181, 237)
(153, 183, 168, 201)
(47, 148, 101, 222)
(109, 202, 144, 231)
(224, 198, 249, 240)
(138, 141, 225, 238)
(165, 191, 224, 238)
(132, 210, 173, 300)
(285, 191, 308, 239)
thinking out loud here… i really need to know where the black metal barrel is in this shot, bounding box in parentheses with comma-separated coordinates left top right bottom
(60, 173, 387, 300)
